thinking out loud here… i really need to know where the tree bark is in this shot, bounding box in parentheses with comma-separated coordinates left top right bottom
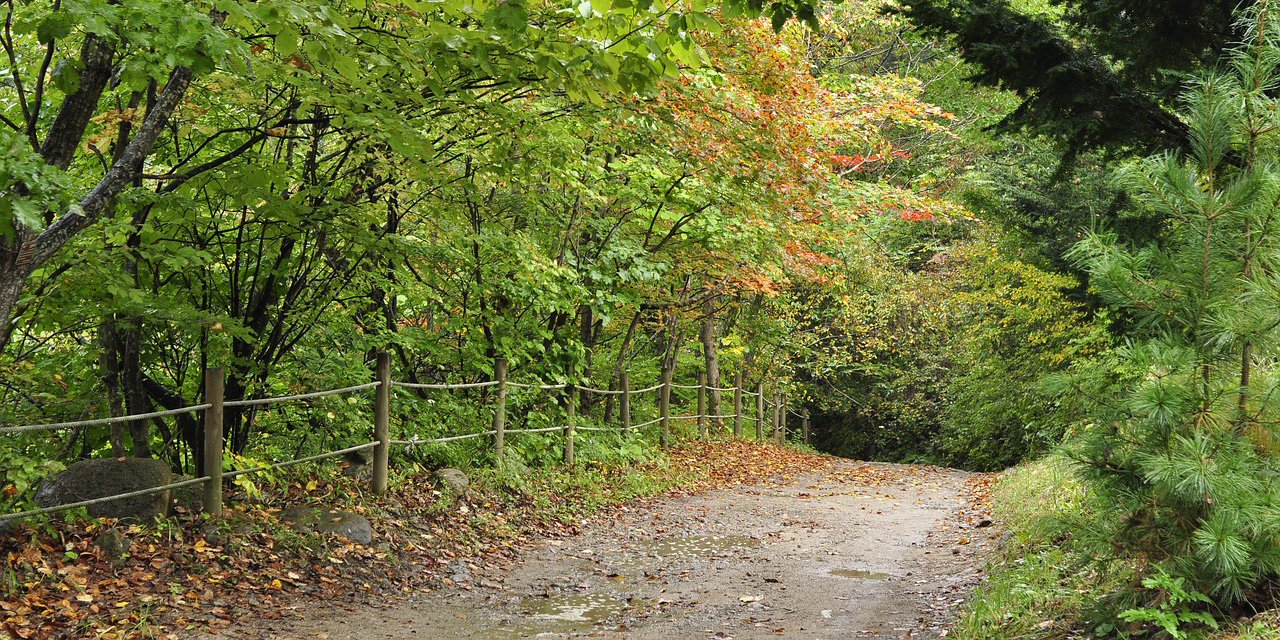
(0, 56, 202, 351)
(701, 299, 722, 430)
(98, 321, 127, 457)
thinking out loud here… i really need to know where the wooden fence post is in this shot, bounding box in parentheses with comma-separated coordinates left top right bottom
(202, 368, 225, 515)
(772, 392, 782, 444)
(697, 371, 707, 438)
(733, 372, 742, 437)
(659, 365, 672, 447)
(492, 357, 508, 465)
(773, 391, 783, 442)
(803, 408, 810, 446)
(373, 352, 391, 494)
(563, 384, 576, 465)
(755, 381, 764, 441)
(620, 372, 631, 434)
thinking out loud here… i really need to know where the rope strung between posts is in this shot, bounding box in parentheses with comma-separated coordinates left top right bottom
(1, 404, 214, 435)
(392, 380, 500, 390)
(0, 476, 212, 525)
(632, 417, 664, 429)
(224, 382, 382, 408)
(669, 383, 701, 390)
(506, 382, 568, 390)
(391, 431, 497, 446)
(501, 426, 566, 435)
(223, 442, 378, 479)
(575, 385, 624, 395)
(631, 384, 665, 394)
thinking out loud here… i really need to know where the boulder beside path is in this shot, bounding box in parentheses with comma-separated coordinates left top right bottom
(279, 506, 373, 544)
(34, 457, 173, 521)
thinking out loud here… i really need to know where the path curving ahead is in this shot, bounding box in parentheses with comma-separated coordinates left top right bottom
(234, 461, 996, 639)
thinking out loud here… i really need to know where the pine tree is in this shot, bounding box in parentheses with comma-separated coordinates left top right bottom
(1069, 2, 1280, 604)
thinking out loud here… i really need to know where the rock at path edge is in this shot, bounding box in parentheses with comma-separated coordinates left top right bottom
(94, 527, 131, 566)
(434, 468, 471, 501)
(279, 506, 373, 544)
(34, 457, 172, 521)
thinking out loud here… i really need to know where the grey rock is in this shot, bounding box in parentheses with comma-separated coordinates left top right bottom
(199, 520, 253, 547)
(344, 447, 373, 466)
(500, 456, 531, 476)
(94, 527, 130, 566)
(434, 468, 470, 500)
(342, 448, 373, 477)
(170, 475, 204, 513)
(280, 506, 373, 544)
(35, 457, 172, 521)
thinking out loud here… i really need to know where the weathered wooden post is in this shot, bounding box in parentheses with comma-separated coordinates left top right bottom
(659, 365, 672, 447)
(620, 372, 631, 434)
(202, 368, 225, 515)
(697, 372, 708, 438)
(773, 391, 783, 442)
(563, 384, 576, 465)
(733, 372, 743, 437)
(772, 392, 782, 444)
(373, 352, 391, 494)
(755, 381, 765, 440)
(803, 408, 811, 446)
(492, 357, 508, 465)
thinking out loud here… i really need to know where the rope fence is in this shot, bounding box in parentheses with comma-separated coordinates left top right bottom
(0, 476, 212, 525)
(3, 354, 804, 524)
(223, 443, 379, 478)
(0, 404, 213, 436)
(392, 380, 500, 390)
(224, 382, 381, 408)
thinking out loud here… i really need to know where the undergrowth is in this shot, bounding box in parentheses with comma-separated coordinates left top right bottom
(954, 455, 1280, 639)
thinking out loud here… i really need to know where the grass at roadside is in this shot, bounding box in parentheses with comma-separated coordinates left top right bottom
(0, 439, 828, 639)
(952, 455, 1280, 640)
(950, 454, 1135, 639)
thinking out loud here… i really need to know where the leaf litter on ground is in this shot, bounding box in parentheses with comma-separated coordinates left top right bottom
(0, 440, 989, 638)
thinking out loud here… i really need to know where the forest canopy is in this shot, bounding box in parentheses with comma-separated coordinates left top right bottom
(7, 0, 1280, 632)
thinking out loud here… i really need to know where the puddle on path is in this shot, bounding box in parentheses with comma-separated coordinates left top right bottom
(829, 569, 892, 580)
(640, 534, 761, 558)
(501, 592, 631, 636)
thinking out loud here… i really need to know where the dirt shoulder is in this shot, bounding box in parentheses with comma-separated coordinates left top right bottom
(225, 459, 997, 639)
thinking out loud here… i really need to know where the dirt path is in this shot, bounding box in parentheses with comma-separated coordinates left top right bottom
(230, 460, 996, 639)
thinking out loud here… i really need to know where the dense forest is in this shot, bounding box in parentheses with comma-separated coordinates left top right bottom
(7, 0, 1280, 635)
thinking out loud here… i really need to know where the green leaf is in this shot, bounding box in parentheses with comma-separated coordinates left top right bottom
(35, 13, 74, 43)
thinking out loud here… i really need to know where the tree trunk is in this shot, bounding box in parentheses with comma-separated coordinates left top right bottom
(701, 299, 722, 430)
(121, 321, 152, 458)
(98, 321, 127, 457)
(603, 312, 642, 422)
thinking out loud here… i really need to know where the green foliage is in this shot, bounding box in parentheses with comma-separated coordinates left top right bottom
(1065, 4, 1280, 607)
(1119, 567, 1220, 639)
(896, 0, 1237, 152)
(803, 219, 1107, 471)
(951, 455, 1131, 640)
(938, 242, 1111, 470)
